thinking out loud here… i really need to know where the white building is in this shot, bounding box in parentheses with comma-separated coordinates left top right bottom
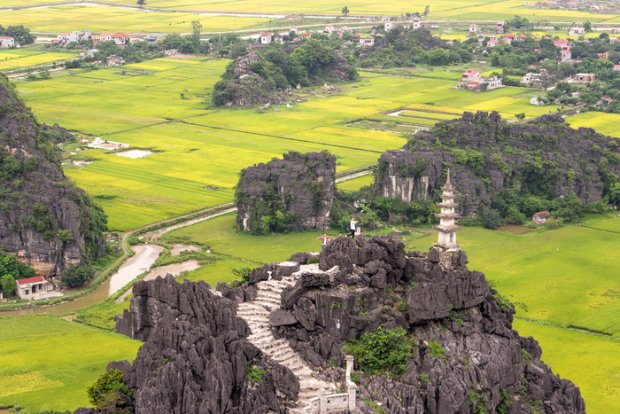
(259, 32, 273, 44)
(436, 169, 459, 250)
(16, 276, 53, 300)
(384, 21, 395, 32)
(412, 18, 422, 30)
(0, 36, 15, 49)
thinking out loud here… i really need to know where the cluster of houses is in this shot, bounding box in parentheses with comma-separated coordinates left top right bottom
(53, 29, 135, 46)
(457, 69, 503, 92)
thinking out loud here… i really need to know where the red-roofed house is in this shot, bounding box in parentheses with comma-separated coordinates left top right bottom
(553, 39, 570, 48)
(462, 70, 481, 83)
(16, 276, 52, 300)
(532, 211, 550, 225)
(259, 32, 273, 44)
(0, 36, 15, 49)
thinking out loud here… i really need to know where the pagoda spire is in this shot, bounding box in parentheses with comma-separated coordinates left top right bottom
(436, 168, 459, 250)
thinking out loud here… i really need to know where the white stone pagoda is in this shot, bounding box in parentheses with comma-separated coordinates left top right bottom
(436, 169, 459, 250)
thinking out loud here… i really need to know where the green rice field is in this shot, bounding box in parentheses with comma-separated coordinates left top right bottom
(0, 48, 77, 71)
(0, 316, 140, 413)
(17, 60, 566, 230)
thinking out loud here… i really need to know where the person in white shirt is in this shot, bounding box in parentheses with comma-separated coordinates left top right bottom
(347, 218, 357, 238)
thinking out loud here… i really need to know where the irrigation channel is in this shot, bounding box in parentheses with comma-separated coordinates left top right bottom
(1, 168, 372, 317)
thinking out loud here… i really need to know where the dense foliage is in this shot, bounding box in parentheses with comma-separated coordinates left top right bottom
(0, 250, 36, 297)
(87, 368, 133, 411)
(343, 326, 414, 377)
(61, 264, 95, 288)
(359, 27, 472, 68)
(0, 25, 35, 45)
(212, 38, 357, 106)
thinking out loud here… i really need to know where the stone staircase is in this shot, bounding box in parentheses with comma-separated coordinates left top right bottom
(236, 263, 338, 410)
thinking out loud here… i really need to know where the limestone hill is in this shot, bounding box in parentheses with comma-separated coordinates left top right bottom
(89, 236, 584, 414)
(0, 75, 106, 275)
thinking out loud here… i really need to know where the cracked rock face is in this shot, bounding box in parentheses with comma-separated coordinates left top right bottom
(97, 276, 298, 414)
(375, 111, 620, 215)
(236, 151, 336, 233)
(0, 75, 106, 275)
(273, 236, 585, 414)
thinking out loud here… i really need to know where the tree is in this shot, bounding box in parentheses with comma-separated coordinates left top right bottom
(61, 265, 94, 288)
(0, 274, 15, 298)
(137, 0, 145, 6)
(584, 21, 592, 32)
(88, 369, 132, 409)
(515, 112, 525, 120)
(423, 4, 430, 16)
(341, 6, 349, 16)
(480, 207, 504, 229)
(192, 20, 202, 48)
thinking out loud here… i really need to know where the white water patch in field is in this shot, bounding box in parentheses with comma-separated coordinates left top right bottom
(108, 244, 164, 296)
(387, 109, 407, 117)
(116, 149, 153, 159)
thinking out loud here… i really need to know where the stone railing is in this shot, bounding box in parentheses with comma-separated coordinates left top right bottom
(295, 355, 357, 414)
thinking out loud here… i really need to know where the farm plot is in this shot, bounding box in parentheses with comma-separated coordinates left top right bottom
(18, 62, 573, 230)
(0, 48, 77, 71)
(566, 112, 620, 138)
(0, 4, 269, 34)
(0, 316, 140, 413)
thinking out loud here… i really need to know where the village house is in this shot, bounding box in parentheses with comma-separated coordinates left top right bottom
(496, 21, 505, 33)
(324, 25, 335, 35)
(613, 63, 620, 71)
(458, 70, 503, 92)
(289, 27, 298, 35)
(468, 24, 479, 36)
(553, 38, 570, 48)
(487, 35, 499, 48)
(384, 21, 395, 32)
(164, 49, 178, 56)
(530, 96, 546, 106)
(412, 17, 422, 30)
(503, 34, 514, 45)
(80, 48, 99, 58)
(0, 36, 15, 48)
(106, 55, 125, 67)
(112, 33, 128, 45)
(259, 32, 273, 44)
(477, 35, 486, 46)
(568, 73, 596, 84)
(597, 51, 609, 59)
(560, 46, 572, 62)
(15, 276, 54, 300)
(359, 37, 375, 47)
(522, 72, 545, 87)
(569, 27, 585, 36)
(532, 211, 550, 225)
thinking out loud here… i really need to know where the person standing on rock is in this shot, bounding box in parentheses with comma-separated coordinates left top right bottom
(348, 218, 357, 238)
(320, 233, 329, 250)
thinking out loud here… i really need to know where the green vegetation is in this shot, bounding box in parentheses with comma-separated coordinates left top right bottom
(0, 250, 36, 298)
(0, 316, 139, 413)
(87, 368, 132, 410)
(61, 265, 95, 288)
(426, 339, 446, 361)
(0, 25, 35, 45)
(343, 326, 414, 377)
(246, 365, 266, 384)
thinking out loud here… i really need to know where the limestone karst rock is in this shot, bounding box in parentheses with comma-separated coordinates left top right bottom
(236, 151, 336, 233)
(111, 276, 299, 413)
(374, 111, 620, 215)
(87, 236, 584, 414)
(0, 75, 106, 275)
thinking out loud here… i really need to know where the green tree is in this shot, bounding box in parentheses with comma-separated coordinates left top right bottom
(87, 369, 132, 409)
(192, 20, 202, 48)
(515, 112, 525, 120)
(61, 265, 94, 288)
(423, 4, 430, 16)
(480, 207, 504, 229)
(342, 6, 349, 16)
(0, 274, 15, 298)
(583, 21, 592, 32)
(137, 0, 145, 6)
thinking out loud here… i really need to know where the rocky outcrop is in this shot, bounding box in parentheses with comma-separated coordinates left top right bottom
(0, 75, 106, 275)
(272, 236, 585, 414)
(236, 151, 336, 233)
(109, 275, 298, 414)
(375, 112, 620, 215)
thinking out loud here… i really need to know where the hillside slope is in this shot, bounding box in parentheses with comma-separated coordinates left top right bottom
(0, 75, 106, 275)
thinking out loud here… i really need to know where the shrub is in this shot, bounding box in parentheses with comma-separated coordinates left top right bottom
(343, 326, 414, 377)
(87, 369, 132, 408)
(427, 339, 446, 361)
(61, 264, 95, 288)
(246, 365, 265, 384)
(480, 207, 504, 230)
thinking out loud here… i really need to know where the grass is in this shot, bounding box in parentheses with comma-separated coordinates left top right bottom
(337, 174, 374, 192)
(0, 48, 77, 71)
(0, 316, 140, 413)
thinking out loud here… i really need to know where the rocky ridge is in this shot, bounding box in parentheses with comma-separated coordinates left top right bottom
(374, 112, 620, 215)
(236, 151, 336, 233)
(0, 75, 106, 275)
